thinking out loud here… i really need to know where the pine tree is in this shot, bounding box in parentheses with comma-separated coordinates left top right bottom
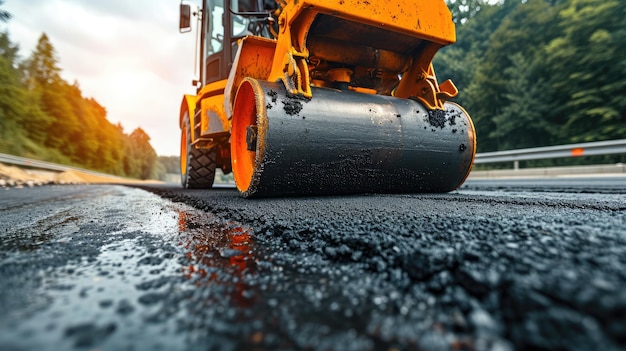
(23, 34, 80, 151)
(23, 33, 61, 87)
(128, 128, 158, 179)
(545, 0, 626, 143)
(0, 0, 11, 23)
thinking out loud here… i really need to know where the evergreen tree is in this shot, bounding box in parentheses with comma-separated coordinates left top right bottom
(158, 156, 181, 174)
(446, 0, 487, 24)
(0, 32, 51, 151)
(65, 82, 100, 167)
(544, 0, 626, 143)
(23, 34, 81, 151)
(23, 33, 61, 87)
(0, 32, 26, 152)
(0, 0, 11, 23)
(127, 128, 157, 180)
(438, 0, 625, 154)
(0, 26, 162, 177)
(489, 53, 555, 149)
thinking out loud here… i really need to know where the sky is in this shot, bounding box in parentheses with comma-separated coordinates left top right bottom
(2, 0, 202, 156)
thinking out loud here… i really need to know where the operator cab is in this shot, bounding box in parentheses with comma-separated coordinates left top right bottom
(180, 0, 278, 87)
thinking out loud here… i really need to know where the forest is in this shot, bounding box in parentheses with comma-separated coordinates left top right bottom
(0, 3, 164, 179)
(437, 0, 625, 156)
(1, 0, 625, 177)
(0, 31, 163, 179)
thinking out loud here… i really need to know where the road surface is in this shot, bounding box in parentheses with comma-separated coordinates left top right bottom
(1, 178, 625, 350)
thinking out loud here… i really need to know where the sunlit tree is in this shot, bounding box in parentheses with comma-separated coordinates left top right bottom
(0, 25, 163, 176)
(128, 128, 158, 179)
(22, 33, 61, 87)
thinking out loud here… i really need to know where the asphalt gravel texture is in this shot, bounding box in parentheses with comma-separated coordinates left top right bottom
(1, 178, 625, 351)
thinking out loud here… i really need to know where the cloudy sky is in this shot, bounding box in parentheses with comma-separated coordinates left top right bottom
(2, 0, 202, 156)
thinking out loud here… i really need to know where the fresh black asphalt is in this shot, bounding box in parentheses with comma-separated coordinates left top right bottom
(0, 178, 625, 350)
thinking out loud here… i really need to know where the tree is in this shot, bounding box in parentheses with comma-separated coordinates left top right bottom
(446, 0, 487, 24)
(158, 156, 181, 174)
(544, 0, 626, 143)
(436, 0, 532, 151)
(0, 32, 27, 152)
(64, 82, 100, 167)
(0, 0, 11, 23)
(126, 128, 158, 179)
(0, 32, 52, 152)
(22, 34, 81, 151)
(438, 0, 624, 157)
(23, 33, 61, 87)
(489, 53, 555, 149)
(0, 30, 18, 62)
(454, 0, 561, 151)
(0, 27, 162, 177)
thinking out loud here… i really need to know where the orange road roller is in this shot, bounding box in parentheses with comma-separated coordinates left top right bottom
(178, 0, 476, 197)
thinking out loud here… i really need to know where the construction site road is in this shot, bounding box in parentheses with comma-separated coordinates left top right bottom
(1, 178, 625, 351)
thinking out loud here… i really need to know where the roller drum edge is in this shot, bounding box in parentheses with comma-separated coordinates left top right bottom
(231, 78, 476, 198)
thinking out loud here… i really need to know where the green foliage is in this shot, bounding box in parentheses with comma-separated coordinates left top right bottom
(438, 0, 625, 156)
(125, 128, 157, 180)
(22, 33, 61, 87)
(0, 0, 10, 23)
(0, 32, 160, 179)
(545, 0, 626, 143)
(0, 31, 30, 154)
(158, 156, 181, 174)
(446, 0, 487, 24)
(150, 156, 180, 182)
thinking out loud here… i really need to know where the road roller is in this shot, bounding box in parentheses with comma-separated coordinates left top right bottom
(178, 0, 476, 197)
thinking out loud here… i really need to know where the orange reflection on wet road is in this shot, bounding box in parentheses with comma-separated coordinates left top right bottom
(176, 210, 258, 307)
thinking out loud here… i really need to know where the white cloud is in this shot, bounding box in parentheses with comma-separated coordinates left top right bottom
(3, 0, 201, 156)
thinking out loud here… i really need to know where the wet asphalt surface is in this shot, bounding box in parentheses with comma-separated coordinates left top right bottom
(1, 178, 625, 351)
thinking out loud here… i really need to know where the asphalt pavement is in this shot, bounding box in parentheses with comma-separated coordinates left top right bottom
(1, 178, 625, 351)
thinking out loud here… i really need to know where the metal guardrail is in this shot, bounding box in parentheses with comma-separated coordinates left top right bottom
(474, 139, 626, 169)
(0, 152, 125, 179)
(3, 139, 626, 176)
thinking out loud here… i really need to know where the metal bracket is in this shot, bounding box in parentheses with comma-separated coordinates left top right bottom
(280, 49, 312, 98)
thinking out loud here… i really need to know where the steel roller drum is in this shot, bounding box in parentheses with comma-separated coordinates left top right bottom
(231, 78, 476, 198)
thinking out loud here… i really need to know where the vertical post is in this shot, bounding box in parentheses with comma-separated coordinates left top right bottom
(514, 160, 519, 170)
(199, 2, 206, 88)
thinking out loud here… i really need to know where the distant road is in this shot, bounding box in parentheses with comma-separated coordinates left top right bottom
(463, 176, 626, 194)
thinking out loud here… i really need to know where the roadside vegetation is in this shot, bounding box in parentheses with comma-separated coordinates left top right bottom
(438, 0, 626, 167)
(0, 2, 162, 180)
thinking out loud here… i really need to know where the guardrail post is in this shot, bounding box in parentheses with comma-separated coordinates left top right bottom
(514, 160, 519, 170)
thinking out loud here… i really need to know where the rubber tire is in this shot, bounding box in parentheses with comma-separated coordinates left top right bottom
(180, 114, 217, 189)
